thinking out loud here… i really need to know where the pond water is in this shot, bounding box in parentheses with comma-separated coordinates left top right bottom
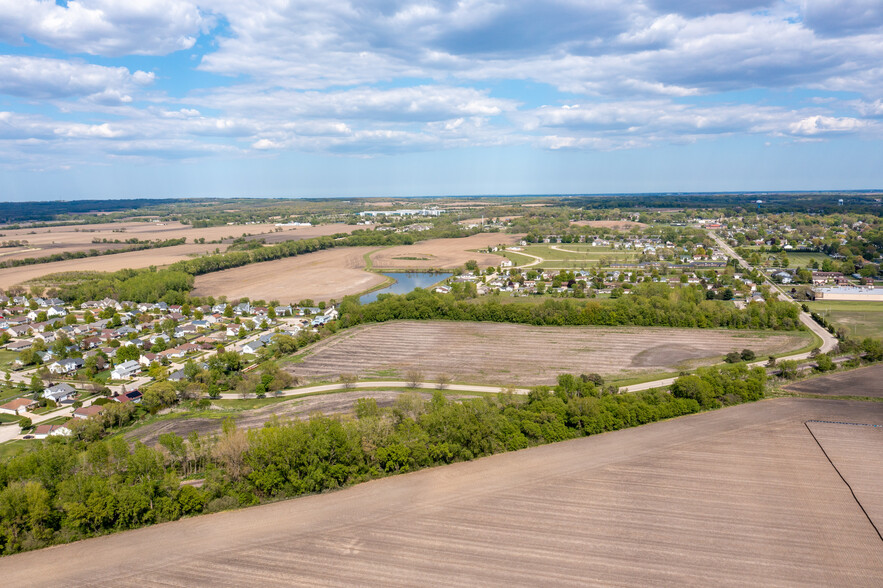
(359, 272, 452, 304)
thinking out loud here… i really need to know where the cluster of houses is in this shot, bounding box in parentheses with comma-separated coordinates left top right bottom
(0, 294, 343, 437)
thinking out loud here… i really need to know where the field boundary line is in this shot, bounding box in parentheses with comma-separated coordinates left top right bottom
(804, 420, 883, 543)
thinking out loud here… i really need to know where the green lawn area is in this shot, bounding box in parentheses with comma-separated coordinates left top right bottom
(0, 414, 21, 424)
(0, 350, 18, 370)
(806, 300, 883, 340)
(0, 439, 38, 462)
(786, 251, 831, 268)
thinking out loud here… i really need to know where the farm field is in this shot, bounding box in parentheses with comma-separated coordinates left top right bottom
(785, 364, 883, 398)
(0, 221, 354, 270)
(127, 390, 477, 446)
(806, 300, 883, 340)
(286, 321, 813, 385)
(369, 233, 522, 270)
(0, 243, 220, 290)
(192, 247, 386, 303)
(4, 398, 881, 585)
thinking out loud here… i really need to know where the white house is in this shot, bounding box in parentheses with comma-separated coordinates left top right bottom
(43, 383, 77, 403)
(49, 358, 84, 375)
(111, 359, 142, 380)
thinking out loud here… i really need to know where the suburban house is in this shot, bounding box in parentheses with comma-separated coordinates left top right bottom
(0, 398, 38, 415)
(43, 383, 77, 403)
(113, 390, 143, 404)
(33, 422, 73, 439)
(111, 359, 142, 380)
(73, 405, 105, 419)
(241, 340, 264, 355)
(49, 358, 84, 375)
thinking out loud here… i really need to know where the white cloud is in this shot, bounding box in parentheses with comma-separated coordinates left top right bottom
(0, 56, 154, 103)
(789, 115, 868, 136)
(0, 0, 208, 56)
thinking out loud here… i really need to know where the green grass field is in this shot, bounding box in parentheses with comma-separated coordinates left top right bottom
(807, 300, 883, 340)
(0, 440, 38, 462)
(786, 251, 832, 268)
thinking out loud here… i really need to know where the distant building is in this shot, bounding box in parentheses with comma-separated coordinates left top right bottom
(813, 286, 883, 301)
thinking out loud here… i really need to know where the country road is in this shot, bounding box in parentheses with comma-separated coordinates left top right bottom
(708, 230, 838, 353)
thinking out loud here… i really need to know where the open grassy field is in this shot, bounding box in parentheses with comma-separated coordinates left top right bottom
(285, 321, 813, 386)
(785, 364, 883, 398)
(192, 247, 386, 303)
(786, 251, 832, 268)
(369, 233, 522, 270)
(4, 397, 881, 586)
(806, 300, 883, 340)
(503, 243, 640, 269)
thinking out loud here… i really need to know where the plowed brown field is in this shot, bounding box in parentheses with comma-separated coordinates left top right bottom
(785, 364, 883, 398)
(3, 398, 881, 586)
(370, 233, 522, 270)
(286, 320, 812, 385)
(192, 247, 386, 303)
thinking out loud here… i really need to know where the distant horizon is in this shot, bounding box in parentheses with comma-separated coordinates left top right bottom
(2, 189, 883, 205)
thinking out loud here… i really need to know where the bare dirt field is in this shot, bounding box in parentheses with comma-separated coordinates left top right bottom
(570, 220, 648, 230)
(192, 247, 386, 303)
(0, 243, 220, 290)
(4, 398, 881, 586)
(806, 420, 883, 532)
(128, 390, 475, 446)
(785, 364, 883, 398)
(286, 321, 812, 385)
(369, 233, 523, 270)
(0, 222, 354, 264)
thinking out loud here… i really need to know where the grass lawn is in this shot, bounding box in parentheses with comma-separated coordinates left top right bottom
(0, 413, 21, 424)
(0, 350, 19, 370)
(0, 440, 38, 462)
(806, 300, 883, 340)
(786, 251, 831, 268)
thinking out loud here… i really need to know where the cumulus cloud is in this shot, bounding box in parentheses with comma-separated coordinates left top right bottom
(0, 0, 208, 56)
(0, 56, 153, 102)
(803, 0, 883, 37)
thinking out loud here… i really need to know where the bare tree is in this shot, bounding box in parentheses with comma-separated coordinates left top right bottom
(406, 369, 423, 389)
(339, 373, 357, 389)
(436, 373, 451, 390)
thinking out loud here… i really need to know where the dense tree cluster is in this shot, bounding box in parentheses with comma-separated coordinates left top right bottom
(339, 283, 802, 330)
(0, 366, 768, 555)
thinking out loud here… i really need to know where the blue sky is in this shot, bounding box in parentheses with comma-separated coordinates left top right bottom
(0, 1, 882, 200)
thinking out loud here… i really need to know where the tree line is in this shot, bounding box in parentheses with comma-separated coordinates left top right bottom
(0, 238, 187, 270)
(0, 364, 764, 555)
(338, 283, 802, 330)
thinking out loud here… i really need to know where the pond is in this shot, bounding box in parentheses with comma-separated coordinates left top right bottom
(359, 272, 452, 304)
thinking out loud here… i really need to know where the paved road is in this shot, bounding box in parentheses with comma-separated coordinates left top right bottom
(219, 380, 531, 400)
(707, 230, 837, 353)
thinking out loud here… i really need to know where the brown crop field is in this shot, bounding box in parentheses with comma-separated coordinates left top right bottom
(369, 233, 523, 270)
(3, 397, 881, 586)
(0, 221, 357, 289)
(286, 321, 812, 385)
(785, 364, 883, 398)
(0, 243, 220, 290)
(192, 247, 386, 303)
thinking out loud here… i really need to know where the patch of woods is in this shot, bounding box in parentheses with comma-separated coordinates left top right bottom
(338, 283, 802, 330)
(0, 364, 763, 555)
